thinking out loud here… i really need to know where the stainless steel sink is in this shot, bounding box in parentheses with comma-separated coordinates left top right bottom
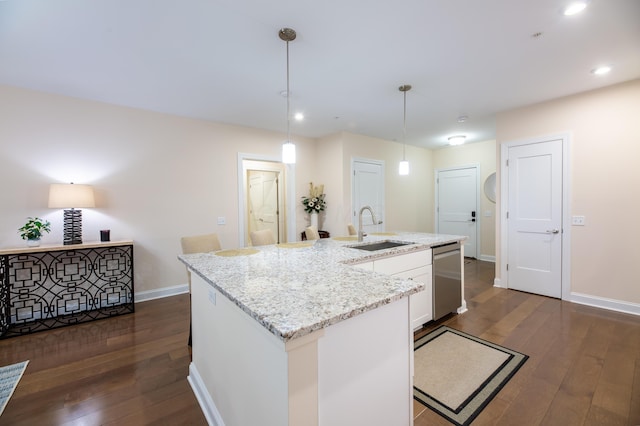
(348, 240, 412, 251)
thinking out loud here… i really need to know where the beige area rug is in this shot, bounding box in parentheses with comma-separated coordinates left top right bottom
(0, 360, 29, 417)
(414, 326, 528, 426)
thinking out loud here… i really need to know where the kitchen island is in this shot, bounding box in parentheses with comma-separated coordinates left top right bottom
(179, 232, 465, 426)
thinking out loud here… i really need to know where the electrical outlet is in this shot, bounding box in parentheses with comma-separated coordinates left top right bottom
(217, 216, 226, 225)
(572, 215, 586, 226)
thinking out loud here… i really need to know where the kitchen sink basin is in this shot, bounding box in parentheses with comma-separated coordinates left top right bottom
(348, 240, 412, 251)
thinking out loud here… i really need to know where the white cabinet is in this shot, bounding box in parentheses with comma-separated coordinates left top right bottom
(393, 266, 432, 330)
(353, 249, 433, 330)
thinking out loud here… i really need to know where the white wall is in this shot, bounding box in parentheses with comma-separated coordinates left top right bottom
(0, 85, 436, 296)
(496, 78, 640, 306)
(340, 132, 435, 233)
(0, 85, 316, 294)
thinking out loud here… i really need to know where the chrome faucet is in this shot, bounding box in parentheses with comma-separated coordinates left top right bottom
(358, 205, 382, 242)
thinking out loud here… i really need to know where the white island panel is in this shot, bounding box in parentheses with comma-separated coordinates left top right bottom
(190, 274, 294, 425)
(190, 273, 413, 425)
(318, 297, 412, 426)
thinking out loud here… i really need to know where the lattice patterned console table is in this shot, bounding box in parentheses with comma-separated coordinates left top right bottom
(0, 240, 134, 338)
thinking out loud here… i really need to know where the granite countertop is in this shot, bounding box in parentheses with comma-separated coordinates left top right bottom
(178, 232, 466, 342)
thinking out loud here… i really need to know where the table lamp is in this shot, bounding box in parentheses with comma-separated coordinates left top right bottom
(48, 183, 95, 245)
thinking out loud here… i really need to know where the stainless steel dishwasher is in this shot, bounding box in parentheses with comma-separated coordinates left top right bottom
(432, 241, 462, 320)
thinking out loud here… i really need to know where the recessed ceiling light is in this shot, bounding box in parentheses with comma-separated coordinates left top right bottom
(564, 2, 587, 16)
(591, 66, 611, 75)
(294, 112, 304, 121)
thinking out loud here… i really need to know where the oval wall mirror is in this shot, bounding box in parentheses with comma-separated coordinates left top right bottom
(484, 172, 496, 203)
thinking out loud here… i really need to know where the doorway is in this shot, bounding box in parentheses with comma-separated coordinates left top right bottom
(351, 158, 385, 234)
(435, 166, 479, 258)
(238, 155, 294, 247)
(500, 134, 571, 299)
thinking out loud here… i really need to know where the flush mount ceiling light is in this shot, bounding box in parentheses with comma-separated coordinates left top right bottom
(398, 84, 412, 176)
(448, 135, 466, 146)
(591, 65, 612, 75)
(563, 1, 587, 16)
(279, 27, 297, 164)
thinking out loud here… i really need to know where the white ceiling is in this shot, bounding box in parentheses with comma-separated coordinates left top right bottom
(1, 0, 639, 149)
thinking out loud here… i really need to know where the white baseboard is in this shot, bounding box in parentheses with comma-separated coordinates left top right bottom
(188, 362, 225, 426)
(134, 284, 189, 303)
(569, 292, 640, 317)
(490, 281, 639, 316)
(478, 255, 496, 263)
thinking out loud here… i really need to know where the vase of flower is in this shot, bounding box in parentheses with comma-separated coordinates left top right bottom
(302, 182, 326, 230)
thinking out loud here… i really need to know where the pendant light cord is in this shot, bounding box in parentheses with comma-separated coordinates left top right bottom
(402, 89, 407, 161)
(286, 39, 291, 144)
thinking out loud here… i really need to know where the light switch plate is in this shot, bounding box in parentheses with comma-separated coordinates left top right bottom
(572, 215, 586, 226)
(217, 216, 226, 225)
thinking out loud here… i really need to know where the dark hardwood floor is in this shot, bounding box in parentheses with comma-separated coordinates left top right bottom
(414, 260, 640, 426)
(1, 260, 638, 425)
(0, 295, 207, 425)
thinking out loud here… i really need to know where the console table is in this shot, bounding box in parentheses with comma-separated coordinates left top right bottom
(0, 240, 134, 339)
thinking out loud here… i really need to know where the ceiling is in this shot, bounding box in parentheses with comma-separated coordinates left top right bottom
(1, 0, 639, 149)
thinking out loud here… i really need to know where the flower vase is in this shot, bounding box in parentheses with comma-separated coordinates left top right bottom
(26, 238, 41, 247)
(310, 212, 319, 229)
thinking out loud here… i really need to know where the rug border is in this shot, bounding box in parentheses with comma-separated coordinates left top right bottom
(413, 326, 528, 426)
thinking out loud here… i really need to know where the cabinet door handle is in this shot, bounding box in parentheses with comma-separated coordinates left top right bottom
(546, 229, 560, 234)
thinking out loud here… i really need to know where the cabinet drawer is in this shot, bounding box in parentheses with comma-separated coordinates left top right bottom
(391, 265, 431, 280)
(373, 249, 431, 275)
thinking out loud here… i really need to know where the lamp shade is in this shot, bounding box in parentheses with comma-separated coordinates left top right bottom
(48, 183, 95, 208)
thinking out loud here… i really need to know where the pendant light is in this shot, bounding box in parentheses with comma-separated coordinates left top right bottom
(280, 28, 296, 164)
(398, 84, 412, 175)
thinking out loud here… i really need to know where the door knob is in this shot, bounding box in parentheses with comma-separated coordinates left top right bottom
(546, 229, 560, 234)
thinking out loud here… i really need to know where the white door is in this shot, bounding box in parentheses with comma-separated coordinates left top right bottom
(248, 170, 280, 243)
(436, 167, 478, 258)
(352, 159, 384, 234)
(507, 139, 563, 298)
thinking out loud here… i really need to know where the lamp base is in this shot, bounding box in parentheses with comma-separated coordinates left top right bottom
(63, 209, 83, 245)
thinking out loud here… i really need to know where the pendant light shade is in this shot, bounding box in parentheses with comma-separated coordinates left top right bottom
(280, 28, 297, 164)
(399, 160, 409, 175)
(398, 84, 412, 175)
(282, 141, 296, 164)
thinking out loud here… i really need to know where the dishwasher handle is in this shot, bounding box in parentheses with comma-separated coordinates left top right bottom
(432, 241, 461, 256)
